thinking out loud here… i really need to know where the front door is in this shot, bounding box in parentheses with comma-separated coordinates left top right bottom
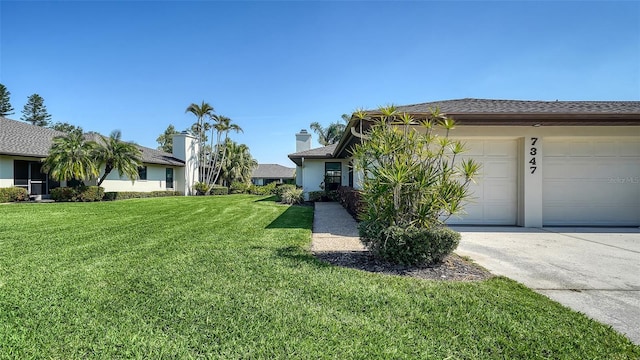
(14, 160, 50, 198)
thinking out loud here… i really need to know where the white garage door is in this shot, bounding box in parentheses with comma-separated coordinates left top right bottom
(447, 139, 518, 225)
(543, 138, 640, 226)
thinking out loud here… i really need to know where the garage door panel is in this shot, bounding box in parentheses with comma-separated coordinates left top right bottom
(447, 139, 517, 225)
(543, 138, 640, 226)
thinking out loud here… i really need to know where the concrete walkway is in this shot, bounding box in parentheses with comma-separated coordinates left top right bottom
(311, 202, 365, 252)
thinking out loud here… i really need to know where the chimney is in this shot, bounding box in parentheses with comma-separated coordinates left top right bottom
(295, 129, 312, 152)
(172, 132, 199, 196)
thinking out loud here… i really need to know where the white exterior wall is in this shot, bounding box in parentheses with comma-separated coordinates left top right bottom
(99, 164, 177, 192)
(0, 155, 13, 188)
(300, 158, 349, 199)
(172, 133, 199, 195)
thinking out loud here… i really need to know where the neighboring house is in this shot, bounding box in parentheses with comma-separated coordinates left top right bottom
(251, 164, 295, 185)
(0, 116, 200, 198)
(289, 98, 640, 227)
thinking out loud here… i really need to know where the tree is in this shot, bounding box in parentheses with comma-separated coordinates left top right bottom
(50, 122, 83, 135)
(352, 106, 480, 265)
(218, 139, 257, 186)
(42, 131, 99, 184)
(208, 115, 243, 185)
(156, 124, 179, 153)
(185, 101, 214, 155)
(21, 93, 52, 126)
(0, 83, 14, 116)
(95, 130, 143, 186)
(309, 115, 349, 146)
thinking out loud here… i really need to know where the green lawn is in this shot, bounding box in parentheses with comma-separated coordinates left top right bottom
(0, 195, 638, 359)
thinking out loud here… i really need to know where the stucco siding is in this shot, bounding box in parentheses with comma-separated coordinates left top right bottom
(300, 159, 349, 199)
(100, 164, 176, 192)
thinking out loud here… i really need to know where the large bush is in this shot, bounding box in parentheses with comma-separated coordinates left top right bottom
(274, 184, 296, 199)
(230, 181, 251, 194)
(209, 185, 229, 195)
(249, 182, 277, 195)
(0, 187, 28, 203)
(280, 187, 303, 205)
(336, 186, 365, 220)
(194, 182, 210, 196)
(360, 221, 460, 265)
(51, 186, 104, 202)
(352, 106, 479, 265)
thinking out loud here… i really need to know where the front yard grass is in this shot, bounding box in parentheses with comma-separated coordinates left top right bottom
(0, 195, 638, 359)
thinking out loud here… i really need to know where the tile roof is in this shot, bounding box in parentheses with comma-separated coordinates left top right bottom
(388, 98, 640, 115)
(0, 116, 184, 166)
(252, 164, 295, 179)
(288, 143, 337, 158)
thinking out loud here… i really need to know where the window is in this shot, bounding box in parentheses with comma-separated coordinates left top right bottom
(166, 168, 174, 189)
(138, 166, 147, 180)
(324, 162, 342, 191)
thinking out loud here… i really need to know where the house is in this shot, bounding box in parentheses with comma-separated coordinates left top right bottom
(251, 164, 295, 185)
(289, 99, 640, 227)
(0, 116, 200, 198)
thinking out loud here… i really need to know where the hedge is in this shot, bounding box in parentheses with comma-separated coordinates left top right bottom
(0, 187, 29, 203)
(209, 186, 229, 195)
(51, 186, 105, 202)
(103, 191, 183, 201)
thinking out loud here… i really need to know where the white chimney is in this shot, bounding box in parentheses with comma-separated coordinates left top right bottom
(172, 132, 199, 196)
(296, 129, 312, 152)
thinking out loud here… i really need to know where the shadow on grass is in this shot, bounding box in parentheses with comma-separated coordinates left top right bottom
(274, 245, 331, 269)
(254, 195, 278, 202)
(265, 205, 313, 229)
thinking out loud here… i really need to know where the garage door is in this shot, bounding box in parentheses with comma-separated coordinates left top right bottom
(543, 138, 640, 226)
(447, 139, 518, 225)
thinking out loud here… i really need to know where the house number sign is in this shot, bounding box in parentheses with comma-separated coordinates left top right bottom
(529, 137, 538, 174)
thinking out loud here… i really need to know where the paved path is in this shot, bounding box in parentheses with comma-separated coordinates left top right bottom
(311, 202, 365, 252)
(453, 226, 640, 345)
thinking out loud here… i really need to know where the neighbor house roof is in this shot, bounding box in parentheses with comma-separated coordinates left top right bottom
(287, 143, 337, 166)
(251, 164, 295, 179)
(0, 117, 184, 166)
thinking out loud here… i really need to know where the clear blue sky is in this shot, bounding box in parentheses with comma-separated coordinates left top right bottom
(1, 1, 638, 166)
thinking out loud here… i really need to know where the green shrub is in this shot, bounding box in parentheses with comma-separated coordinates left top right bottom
(249, 182, 277, 195)
(274, 184, 296, 199)
(209, 185, 229, 195)
(307, 191, 322, 202)
(336, 186, 365, 220)
(51, 186, 104, 202)
(359, 222, 460, 266)
(0, 187, 29, 203)
(103, 191, 182, 201)
(230, 181, 251, 194)
(280, 187, 303, 205)
(194, 182, 210, 196)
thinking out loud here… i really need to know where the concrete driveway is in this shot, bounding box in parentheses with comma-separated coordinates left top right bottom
(452, 226, 640, 345)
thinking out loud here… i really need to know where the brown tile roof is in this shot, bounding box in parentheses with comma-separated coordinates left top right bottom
(288, 144, 337, 166)
(0, 117, 184, 166)
(389, 98, 640, 115)
(252, 164, 295, 179)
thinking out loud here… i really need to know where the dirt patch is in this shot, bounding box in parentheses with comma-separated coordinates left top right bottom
(313, 250, 493, 281)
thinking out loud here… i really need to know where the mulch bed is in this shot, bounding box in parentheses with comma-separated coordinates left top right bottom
(313, 250, 493, 281)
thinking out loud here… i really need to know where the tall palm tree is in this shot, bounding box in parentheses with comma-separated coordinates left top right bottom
(95, 130, 143, 186)
(208, 115, 243, 185)
(218, 139, 257, 186)
(42, 131, 99, 184)
(185, 101, 215, 157)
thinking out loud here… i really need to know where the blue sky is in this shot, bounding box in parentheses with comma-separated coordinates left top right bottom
(1, 1, 638, 166)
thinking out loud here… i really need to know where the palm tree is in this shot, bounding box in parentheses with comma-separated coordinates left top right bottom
(42, 131, 99, 184)
(310, 115, 349, 146)
(95, 130, 143, 186)
(208, 115, 243, 185)
(185, 101, 215, 158)
(218, 139, 257, 186)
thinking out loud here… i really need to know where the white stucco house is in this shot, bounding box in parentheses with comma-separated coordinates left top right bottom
(0, 116, 200, 198)
(289, 99, 640, 227)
